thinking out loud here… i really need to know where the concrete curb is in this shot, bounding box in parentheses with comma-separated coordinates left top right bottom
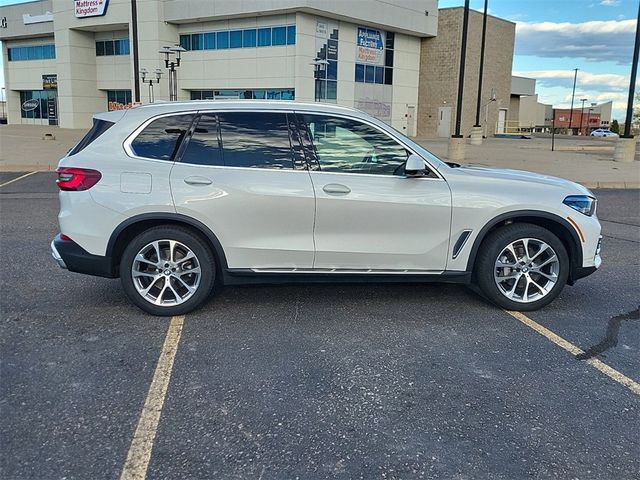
(580, 182, 640, 189)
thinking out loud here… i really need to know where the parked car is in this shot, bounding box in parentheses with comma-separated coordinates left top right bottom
(590, 128, 619, 138)
(51, 101, 602, 315)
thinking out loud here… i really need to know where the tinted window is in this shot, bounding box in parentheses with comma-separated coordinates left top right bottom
(218, 112, 293, 169)
(302, 114, 410, 176)
(68, 119, 114, 156)
(230, 30, 242, 48)
(131, 114, 195, 161)
(180, 114, 223, 166)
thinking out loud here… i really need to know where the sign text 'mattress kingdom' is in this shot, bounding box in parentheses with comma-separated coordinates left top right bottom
(75, 0, 109, 19)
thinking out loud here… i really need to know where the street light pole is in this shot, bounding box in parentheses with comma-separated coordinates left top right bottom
(568, 68, 578, 134)
(310, 58, 329, 102)
(140, 68, 162, 103)
(470, 0, 489, 145)
(159, 46, 186, 101)
(447, 0, 470, 162)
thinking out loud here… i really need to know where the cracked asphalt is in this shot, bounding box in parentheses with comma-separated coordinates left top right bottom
(1, 173, 638, 479)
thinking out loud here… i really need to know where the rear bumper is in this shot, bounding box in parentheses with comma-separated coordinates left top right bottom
(51, 234, 117, 278)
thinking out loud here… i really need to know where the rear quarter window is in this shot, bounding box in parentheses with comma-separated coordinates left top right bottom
(68, 119, 114, 156)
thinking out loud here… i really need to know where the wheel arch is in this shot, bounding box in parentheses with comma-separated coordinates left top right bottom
(106, 213, 228, 278)
(466, 210, 583, 283)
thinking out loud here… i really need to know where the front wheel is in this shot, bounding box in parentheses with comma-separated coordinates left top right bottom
(474, 223, 569, 311)
(120, 226, 216, 316)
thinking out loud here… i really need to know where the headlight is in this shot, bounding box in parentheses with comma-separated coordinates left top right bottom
(563, 195, 596, 216)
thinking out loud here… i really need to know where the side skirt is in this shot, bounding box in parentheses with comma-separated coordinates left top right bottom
(222, 269, 472, 286)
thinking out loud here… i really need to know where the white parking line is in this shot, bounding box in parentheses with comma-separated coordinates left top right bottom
(120, 315, 185, 480)
(0, 171, 40, 188)
(507, 310, 640, 396)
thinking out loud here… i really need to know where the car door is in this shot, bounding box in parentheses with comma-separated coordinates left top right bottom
(170, 110, 315, 270)
(298, 113, 452, 272)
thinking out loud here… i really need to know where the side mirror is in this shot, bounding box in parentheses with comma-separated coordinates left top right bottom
(405, 154, 427, 177)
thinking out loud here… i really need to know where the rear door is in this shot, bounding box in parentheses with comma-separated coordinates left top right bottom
(170, 110, 315, 270)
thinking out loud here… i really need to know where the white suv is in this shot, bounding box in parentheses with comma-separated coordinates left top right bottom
(51, 101, 602, 315)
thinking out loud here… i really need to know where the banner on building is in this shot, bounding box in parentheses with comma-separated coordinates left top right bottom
(75, 0, 109, 18)
(356, 27, 385, 66)
(42, 74, 57, 90)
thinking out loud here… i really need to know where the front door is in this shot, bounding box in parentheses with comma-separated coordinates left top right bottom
(170, 110, 315, 269)
(298, 113, 452, 272)
(497, 109, 507, 134)
(437, 106, 451, 137)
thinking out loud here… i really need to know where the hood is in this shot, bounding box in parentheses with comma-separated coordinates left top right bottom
(454, 164, 591, 194)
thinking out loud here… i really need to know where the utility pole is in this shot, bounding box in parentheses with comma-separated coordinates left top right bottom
(568, 68, 578, 134)
(131, 0, 140, 103)
(614, 0, 639, 162)
(580, 98, 587, 135)
(448, 0, 470, 161)
(471, 0, 489, 145)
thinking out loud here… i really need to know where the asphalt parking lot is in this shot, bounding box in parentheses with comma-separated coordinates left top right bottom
(1, 172, 638, 480)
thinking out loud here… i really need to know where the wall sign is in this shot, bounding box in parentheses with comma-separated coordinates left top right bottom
(1, 16, 7, 28)
(43, 74, 57, 90)
(356, 27, 385, 66)
(21, 99, 40, 112)
(75, 0, 109, 18)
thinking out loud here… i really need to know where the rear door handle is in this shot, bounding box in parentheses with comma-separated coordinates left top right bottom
(184, 176, 213, 186)
(322, 183, 351, 195)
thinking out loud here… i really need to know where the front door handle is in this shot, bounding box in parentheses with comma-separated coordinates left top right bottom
(184, 176, 213, 186)
(322, 183, 351, 195)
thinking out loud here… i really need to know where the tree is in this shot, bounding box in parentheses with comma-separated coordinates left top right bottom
(610, 119, 620, 134)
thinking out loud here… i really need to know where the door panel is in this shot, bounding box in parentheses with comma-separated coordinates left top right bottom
(170, 111, 315, 269)
(299, 113, 452, 271)
(311, 173, 452, 270)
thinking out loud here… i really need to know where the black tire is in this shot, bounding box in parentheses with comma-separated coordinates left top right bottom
(474, 223, 569, 311)
(120, 226, 216, 316)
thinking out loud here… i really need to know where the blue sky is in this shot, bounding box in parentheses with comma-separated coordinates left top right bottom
(1, 0, 638, 120)
(440, 0, 638, 120)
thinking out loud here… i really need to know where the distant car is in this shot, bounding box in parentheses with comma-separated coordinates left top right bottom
(590, 129, 618, 138)
(51, 101, 602, 315)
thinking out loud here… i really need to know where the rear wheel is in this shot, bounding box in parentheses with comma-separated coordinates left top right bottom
(475, 223, 569, 311)
(120, 226, 215, 316)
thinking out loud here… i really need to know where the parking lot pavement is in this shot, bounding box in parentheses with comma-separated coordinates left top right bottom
(1, 173, 638, 479)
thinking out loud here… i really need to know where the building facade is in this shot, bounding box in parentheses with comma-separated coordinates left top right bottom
(0, 0, 437, 132)
(416, 7, 515, 138)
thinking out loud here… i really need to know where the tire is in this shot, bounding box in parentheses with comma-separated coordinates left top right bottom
(120, 226, 216, 316)
(474, 223, 569, 311)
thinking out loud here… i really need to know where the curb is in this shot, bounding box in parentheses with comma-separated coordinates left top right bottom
(581, 182, 640, 189)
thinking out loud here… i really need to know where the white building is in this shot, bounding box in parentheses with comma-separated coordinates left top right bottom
(0, 0, 437, 133)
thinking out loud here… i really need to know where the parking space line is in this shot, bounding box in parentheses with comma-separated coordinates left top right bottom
(120, 315, 185, 480)
(506, 311, 640, 396)
(0, 171, 40, 188)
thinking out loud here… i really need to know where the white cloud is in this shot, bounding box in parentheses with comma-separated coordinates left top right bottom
(513, 70, 630, 90)
(515, 19, 636, 64)
(600, 0, 621, 5)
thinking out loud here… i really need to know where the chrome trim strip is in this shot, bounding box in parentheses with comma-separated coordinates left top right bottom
(249, 268, 444, 275)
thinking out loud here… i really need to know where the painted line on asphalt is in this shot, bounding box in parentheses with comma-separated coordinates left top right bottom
(120, 315, 185, 480)
(507, 310, 640, 396)
(0, 171, 40, 188)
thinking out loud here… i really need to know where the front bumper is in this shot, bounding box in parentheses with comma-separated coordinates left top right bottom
(51, 234, 117, 278)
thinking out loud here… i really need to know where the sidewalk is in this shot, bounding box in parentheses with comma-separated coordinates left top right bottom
(0, 124, 638, 188)
(416, 136, 639, 189)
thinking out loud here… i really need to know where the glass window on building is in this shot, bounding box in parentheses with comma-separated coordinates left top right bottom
(230, 30, 243, 48)
(272, 27, 286, 46)
(287, 26, 296, 45)
(179, 25, 295, 51)
(217, 31, 229, 49)
(107, 90, 132, 110)
(8, 44, 56, 61)
(355, 28, 393, 85)
(19, 90, 56, 119)
(96, 39, 129, 57)
(243, 29, 257, 48)
(257, 28, 272, 47)
(190, 89, 294, 100)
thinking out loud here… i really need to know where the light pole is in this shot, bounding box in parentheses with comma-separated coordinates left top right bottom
(140, 68, 162, 103)
(471, 0, 489, 145)
(568, 68, 578, 134)
(159, 45, 186, 101)
(448, 0, 470, 162)
(1, 87, 5, 120)
(580, 98, 587, 135)
(310, 58, 329, 102)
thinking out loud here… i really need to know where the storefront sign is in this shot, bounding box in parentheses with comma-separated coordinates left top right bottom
(75, 0, 109, 18)
(21, 99, 39, 112)
(1, 16, 7, 28)
(43, 74, 57, 90)
(356, 27, 385, 66)
(108, 101, 134, 111)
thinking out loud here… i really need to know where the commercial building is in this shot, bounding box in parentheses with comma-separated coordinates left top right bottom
(0, 0, 436, 132)
(417, 7, 515, 137)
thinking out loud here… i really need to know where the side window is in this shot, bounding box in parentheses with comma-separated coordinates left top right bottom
(180, 113, 223, 166)
(218, 112, 293, 169)
(302, 114, 409, 176)
(130, 114, 195, 161)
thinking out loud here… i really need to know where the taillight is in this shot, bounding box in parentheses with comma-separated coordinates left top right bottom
(56, 167, 102, 191)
